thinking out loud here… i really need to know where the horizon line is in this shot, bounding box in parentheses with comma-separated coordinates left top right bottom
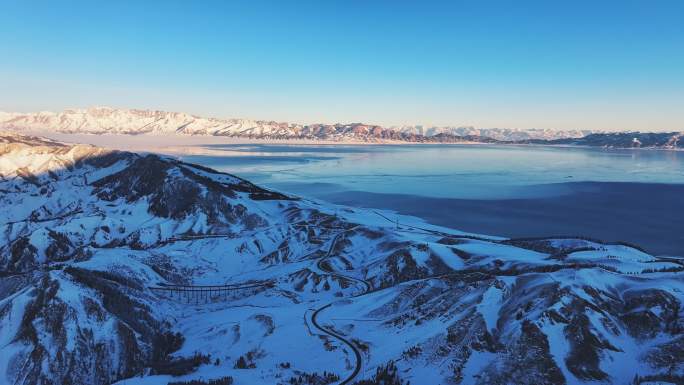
(4, 105, 682, 134)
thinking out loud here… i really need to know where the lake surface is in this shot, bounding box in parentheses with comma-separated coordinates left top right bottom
(179, 144, 684, 256)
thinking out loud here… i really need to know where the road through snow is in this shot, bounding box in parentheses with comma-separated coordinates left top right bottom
(310, 229, 371, 384)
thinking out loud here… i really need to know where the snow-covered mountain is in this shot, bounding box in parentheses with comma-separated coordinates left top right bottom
(1, 132, 683, 385)
(0, 107, 304, 137)
(0, 107, 594, 142)
(392, 125, 596, 141)
(529, 131, 684, 149)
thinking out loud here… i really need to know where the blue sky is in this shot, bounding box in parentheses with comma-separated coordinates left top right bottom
(1, 0, 682, 130)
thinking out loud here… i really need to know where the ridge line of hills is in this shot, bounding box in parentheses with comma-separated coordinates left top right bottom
(2, 107, 682, 148)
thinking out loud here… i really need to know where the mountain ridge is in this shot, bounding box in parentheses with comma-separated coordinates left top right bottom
(0, 107, 600, 143)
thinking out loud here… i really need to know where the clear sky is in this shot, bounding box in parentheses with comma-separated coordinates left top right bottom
(1, 0, 682, 131)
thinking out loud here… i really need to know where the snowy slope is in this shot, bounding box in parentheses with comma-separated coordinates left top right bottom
(1, 132, 683, 385)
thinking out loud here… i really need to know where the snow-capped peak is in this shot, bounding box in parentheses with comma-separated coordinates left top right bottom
(0, 107, 597, 141)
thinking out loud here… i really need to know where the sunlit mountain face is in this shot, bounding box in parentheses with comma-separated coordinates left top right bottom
(4, 107, 682, 149)
(0, 107, 596, 142)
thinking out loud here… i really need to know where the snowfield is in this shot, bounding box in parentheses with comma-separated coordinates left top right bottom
(0, 132, 683, 385)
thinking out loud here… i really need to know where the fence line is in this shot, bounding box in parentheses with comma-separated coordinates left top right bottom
(149, 280, 274, 304)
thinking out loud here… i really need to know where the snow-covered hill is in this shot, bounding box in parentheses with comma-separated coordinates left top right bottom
(0, 107, 594, 142)
(1, 132, 683, 385)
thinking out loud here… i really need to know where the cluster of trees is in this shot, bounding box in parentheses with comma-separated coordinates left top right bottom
(353, 361, 408, 385)
(234, 351, 259, 369)
(288, 371, 340, 384)
(401, 346, 422, 359)
(151, 352, 211, 376)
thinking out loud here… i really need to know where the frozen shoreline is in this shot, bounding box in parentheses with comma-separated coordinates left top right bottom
(313, 181, 684, 257)
(19, 130, 684, 154)
(12, 130, 683, 255)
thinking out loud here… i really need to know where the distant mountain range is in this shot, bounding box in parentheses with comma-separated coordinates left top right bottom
(525, 132, 684, 149)
(393, 125, 596, 141)
(1, 107, 681, 148)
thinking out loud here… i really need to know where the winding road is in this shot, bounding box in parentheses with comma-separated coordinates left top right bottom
(311, 304, 363, 385)
(309, 229, 371, 385)
(151, 224, 372, 383)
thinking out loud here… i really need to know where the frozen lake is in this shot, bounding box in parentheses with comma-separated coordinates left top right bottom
(179, 144, 684, 256)
(180, 143, 684, 199)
